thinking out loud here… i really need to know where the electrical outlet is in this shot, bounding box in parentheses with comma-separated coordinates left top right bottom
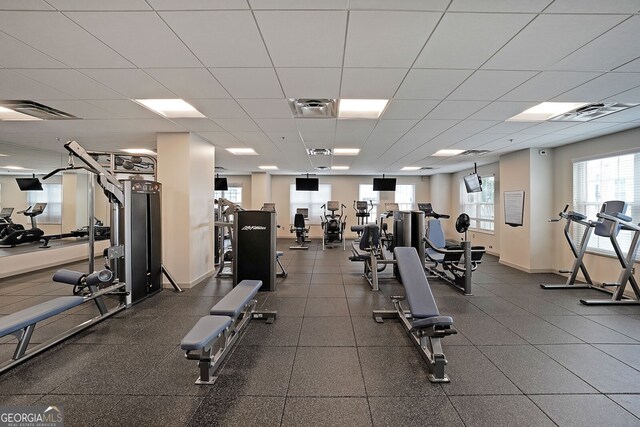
(489, 245, 493, 249)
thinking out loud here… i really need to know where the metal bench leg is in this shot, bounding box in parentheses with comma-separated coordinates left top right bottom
(12, 325, 35, 360)
(196, 346, 217, 385)
(423, 335, 449, 383)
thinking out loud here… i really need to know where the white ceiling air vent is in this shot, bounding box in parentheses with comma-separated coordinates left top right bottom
(458, 150, 490, 156)
(306, 148, 332, 156)
(289, 99, 337, 118)
(550, 102, 639, 122)
(314, 165, 330, 171)
(0, 100, 78, 120)
(215, 166, 226, 170)
(420, 166, 437, 170)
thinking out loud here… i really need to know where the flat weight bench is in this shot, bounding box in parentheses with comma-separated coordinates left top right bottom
(0, 269, 125, 375)
(373, 247, 457, 383)
(181, 280, 277, 384)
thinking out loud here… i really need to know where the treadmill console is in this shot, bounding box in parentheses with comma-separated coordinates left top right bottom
(327, 201, 339, 211)
(385, 203, 399, 212)
(296, 208, 309, 219)
(261, 203, 276, 212)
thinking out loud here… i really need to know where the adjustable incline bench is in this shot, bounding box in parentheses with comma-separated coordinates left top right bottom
(0, 269, 125, 374)
(373, 247, 457, 382)
(181, 280, 277, 384)
(350, 223, 394, 291)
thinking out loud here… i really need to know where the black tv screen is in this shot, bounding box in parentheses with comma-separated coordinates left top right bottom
(373, 178, 396, 191)
(16, 178, 43, 191)
(296, 178, 319, 191)
(215, 177, 228, 191)
(463, 173, 482, 193)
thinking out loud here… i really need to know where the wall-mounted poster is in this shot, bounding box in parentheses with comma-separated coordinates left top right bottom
(504, 190, 525, 227)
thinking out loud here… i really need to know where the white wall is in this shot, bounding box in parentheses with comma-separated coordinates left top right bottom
(270, 175, 430, 239)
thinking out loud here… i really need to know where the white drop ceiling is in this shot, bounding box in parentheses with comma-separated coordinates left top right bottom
(0, 0, 639, 175)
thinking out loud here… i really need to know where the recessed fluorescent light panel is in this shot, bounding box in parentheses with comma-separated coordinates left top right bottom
(4, 165, 31, 170)
(122, 148, 156, 155)
(507, 102, 589, 122)
(401, 166, 421, 171)
(338, 99, 388, 119)
(432, 149, 465, 157)
(331, 166, 349, 170)
(133, 99, 205, 118)
(227, 148, 258, 155)
(0, 106, 42, 121)
(259, 165, 278, 170)
(333, 148, 360, 156)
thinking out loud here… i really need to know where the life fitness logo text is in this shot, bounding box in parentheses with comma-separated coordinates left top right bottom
(241, 226, 266, 231)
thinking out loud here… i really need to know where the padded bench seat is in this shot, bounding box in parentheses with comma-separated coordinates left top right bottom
(181, 316, 232, 351)
(210, 280, 262, 318)
(0, 296, 85, 337)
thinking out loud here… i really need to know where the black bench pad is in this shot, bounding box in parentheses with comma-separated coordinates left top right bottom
(180, 315, 232, 351)
(209, 280, 262, 318)
(0, 296, 85, 337)
(412, 315, 453, 329)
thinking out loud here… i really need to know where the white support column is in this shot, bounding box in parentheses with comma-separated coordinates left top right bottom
(157, 132, 215, 288)
(251, 172, 271, 210)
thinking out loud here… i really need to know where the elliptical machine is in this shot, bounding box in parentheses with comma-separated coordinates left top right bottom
(321, 201, 347, 250)
(0, 203, 47, 248)
(290, 208, 310, 250)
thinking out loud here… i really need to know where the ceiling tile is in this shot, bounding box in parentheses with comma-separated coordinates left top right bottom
(214, 118, 261, 132)
(484, 14, 626, 70)
(80, 69, 176, 98)
(449, 0, 553, 12)
(85, 99, 163, 119)
(145, 68, 229, 99)
(0, 33, 67, 68)
(32, 99, 112, 120)
(67, 12, 200, 68)
(516, 122, 578, 135)
(0, 69, 74, 99)
(500, 71, 601, 102)
(607, 84, 640, 102)
(296, 118, 336, 141)
(416, 13, 534, 69)
(254, 119, 298, 133)
(0, 1, 52, 10)
(15, 69, 122, 99)
(171, 118, 225, 132)
(237, 99, 293, 119)
(335, 119, 377, 143)
(552, 122, 619, 135)
(195, 131, 239, 143)
(425, 100, 489, 119)
(249, 0, 347, 8)
(616, 57, 640, 72)
(254, 11, 347, 67)
(447, 120, 500, 134)
(468, 101, 537, 120)
(482, 121, 536, 134)
(48, 0, 151, 10)
(544, 0, 640, 13)
(0, 12, 133, 68)
(210, 68, 283, 98)
(551, 16, 640, 72)
(276, 68, 341, 99)
(265, 131, 301, 143)
(340, 68, 406, 98)
(374, 120, 418, 133)
(149, 0, 249, 9)
(161, 11, 270, 67)
(344, 11, 440, 68)
(448, 70, 537, 101)
(395, 69, 473, 99)
(349, 0, 449, 10)
(552, 72, 640, 102)
(230, 131, 272, 144)
(381, 100, 438, 119)
(186, 99, 248, 118)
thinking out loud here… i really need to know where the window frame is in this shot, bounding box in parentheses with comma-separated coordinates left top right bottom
(460, 175, 495, 234)
(27, 182, 62, 225)
(289, 183, 332, 225)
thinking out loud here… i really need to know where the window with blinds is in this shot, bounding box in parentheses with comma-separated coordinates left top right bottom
(460, 176, 495, 233)
(572, 152, 640, 258)
(359, 184, 379, 220)
(290, 183, 331, 225)
(214, 186, 242, 205)
(27, 183, 62, 224)
(395, 184, 416, 211)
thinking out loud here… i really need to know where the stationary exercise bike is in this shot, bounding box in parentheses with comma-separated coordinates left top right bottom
(320, 201, 346, 250)
(290, 208, 310, 250)
(0, 203, 47, 248)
